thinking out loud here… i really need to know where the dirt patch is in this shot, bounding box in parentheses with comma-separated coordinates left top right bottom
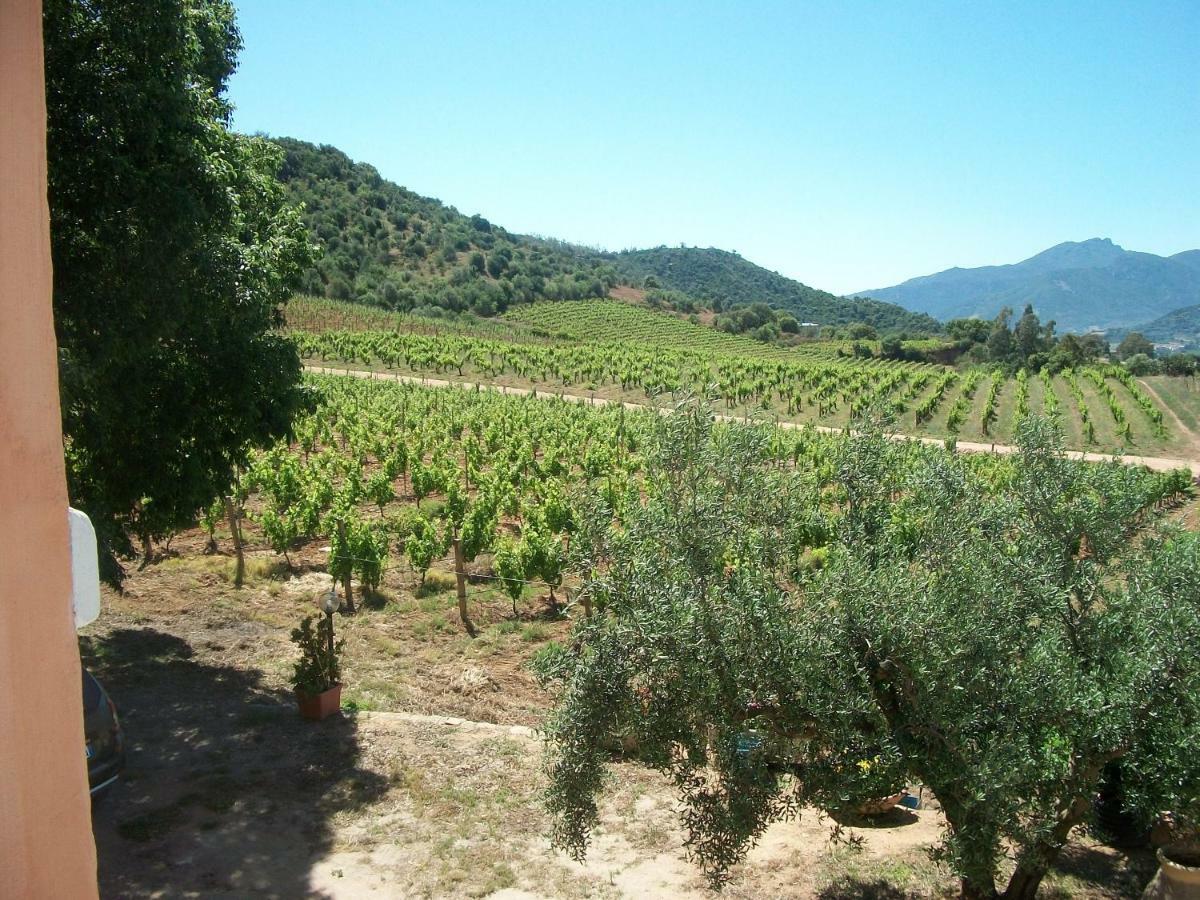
(609, 285, 647, 303)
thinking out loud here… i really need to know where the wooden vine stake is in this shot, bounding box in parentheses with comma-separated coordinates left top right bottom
(452, 536, 475, 637)
(337, 520, 354, 613)
(223, 495, 245, 588)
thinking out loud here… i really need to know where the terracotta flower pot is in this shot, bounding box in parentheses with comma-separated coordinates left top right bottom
(1142, 844, 1200, 900)
(296, 683, 342, 721)
(856, 792, 906, 816)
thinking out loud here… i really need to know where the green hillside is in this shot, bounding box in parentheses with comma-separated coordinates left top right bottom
(615, 246, 941, 333)
(274, 138, 618, 315)
(272, 138, 942, 335)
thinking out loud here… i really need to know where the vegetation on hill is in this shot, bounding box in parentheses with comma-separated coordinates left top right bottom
(615, 246, 941, 333)
(272, 140, 944, 337)
(273, 138, 619, 315)
(863, 238, 1200, 332)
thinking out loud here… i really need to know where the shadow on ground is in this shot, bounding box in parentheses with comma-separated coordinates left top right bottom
(82, 628, 388, 899)
(828, 807, 921, 829)
(1045, 841, 1158, 899)
(817, 877, 919, 899)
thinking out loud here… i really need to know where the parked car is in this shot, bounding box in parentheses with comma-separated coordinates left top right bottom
(83, 668, 124, 797)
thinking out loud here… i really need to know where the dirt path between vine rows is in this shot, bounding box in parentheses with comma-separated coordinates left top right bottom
(1137, 378, 1200, 458)
(305, 364, 1200, 476)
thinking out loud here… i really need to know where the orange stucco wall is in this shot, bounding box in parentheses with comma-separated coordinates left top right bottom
(0, 0, 100, 896)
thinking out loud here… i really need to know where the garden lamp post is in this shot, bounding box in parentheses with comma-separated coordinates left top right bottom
(319, 585, 338, 680)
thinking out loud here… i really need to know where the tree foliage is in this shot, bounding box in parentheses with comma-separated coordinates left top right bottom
(539, 405, 1200, 899)
(949, 305, 1109, 373)
(45, 0, 314, 576)
(1116, 331, 1156, 361)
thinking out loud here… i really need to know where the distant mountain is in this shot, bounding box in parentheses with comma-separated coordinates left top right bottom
(1172, 250, 1200, 274)
(859, 239, 1200, 332)
(616, 247, 941, 333)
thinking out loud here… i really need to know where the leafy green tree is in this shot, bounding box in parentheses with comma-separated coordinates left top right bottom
(1013, 304, 1044, 361)
(539, 406, 1200, 899)
(45, 0, 314, 578)
(1121, 352, 1159, 376)
(947, 317, 991, 344)
(985, 307, 1015, 363)
(1161, 353, 1199, 377)
(847, 322, 878, 340)
(1116, 331, 1156, 361)
(1046, 333, 1105, 373)
(879, 335, 905, 360)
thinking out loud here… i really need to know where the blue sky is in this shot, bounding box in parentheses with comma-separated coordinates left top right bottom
(229, 1, 1199, 295)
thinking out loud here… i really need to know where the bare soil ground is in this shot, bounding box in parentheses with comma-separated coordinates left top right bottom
(82, 532, 1159, 898)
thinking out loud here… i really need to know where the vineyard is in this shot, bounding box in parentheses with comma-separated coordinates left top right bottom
(503, 299, 855, 359)
(218, 374, 1194, 632)
(289, 297, 1200, 455)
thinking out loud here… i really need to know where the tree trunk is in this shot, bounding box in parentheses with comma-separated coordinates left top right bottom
(927, 787, 1002, 900)
(223, 495, 244, 587)
(1000, 791, 1094, 900)
(1001, 867, 1044, 900)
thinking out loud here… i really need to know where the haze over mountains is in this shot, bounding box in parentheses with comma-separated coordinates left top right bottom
(861, 239, 1200, 333)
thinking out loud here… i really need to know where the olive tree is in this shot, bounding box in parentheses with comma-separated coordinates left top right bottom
(537, 406, 1200, 899)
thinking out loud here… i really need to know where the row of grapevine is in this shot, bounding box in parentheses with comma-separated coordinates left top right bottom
(1100, 365, 1168, 438)
(980, 375, 1002, 436)
(915, 371, 960, 424)
(1039, 368, 1061, 420)
(944, 369, 985, 434)
(1061, 370, 1096, 444)
(1012, 369, 1030, 424)
(296, 328, 937, 426)
(209, 374, 1193, 627)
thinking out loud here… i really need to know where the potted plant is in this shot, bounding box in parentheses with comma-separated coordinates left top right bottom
(290, 609, 343, 721)
(847, 755, 908, 816)
(804, 740, 909, 819)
